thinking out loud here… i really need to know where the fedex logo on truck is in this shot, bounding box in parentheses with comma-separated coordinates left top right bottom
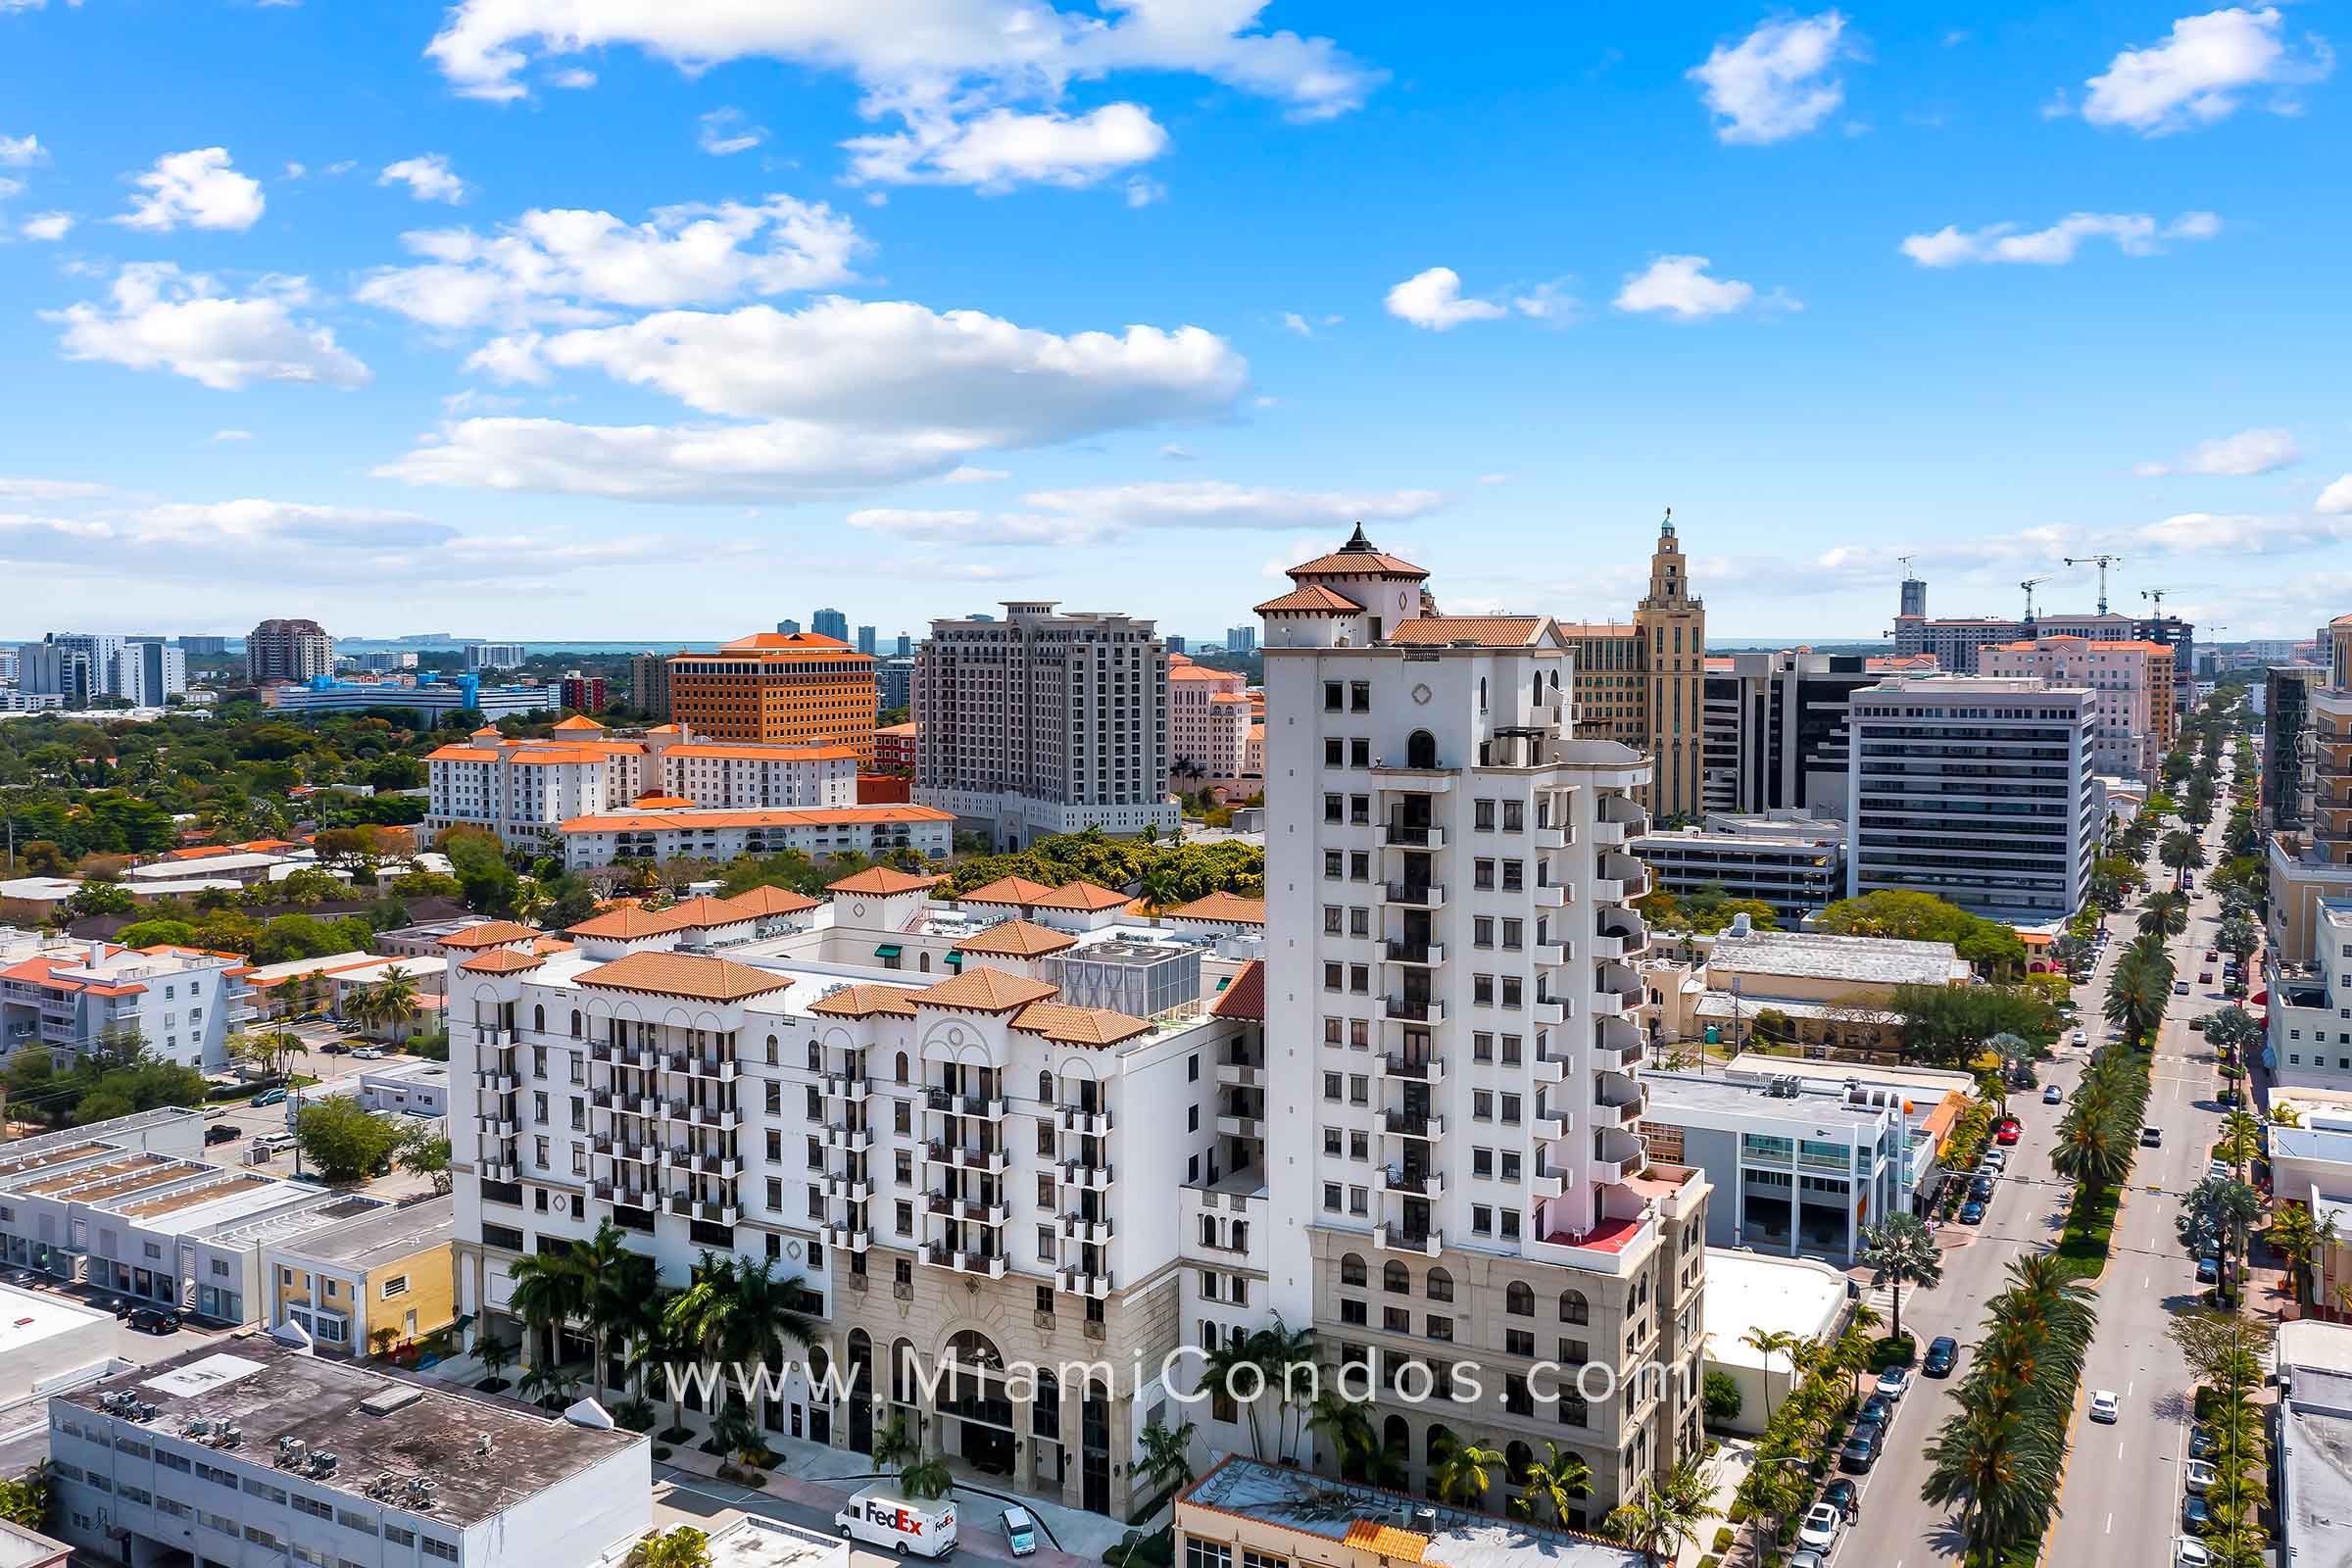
(865, 1500, 952, 1536)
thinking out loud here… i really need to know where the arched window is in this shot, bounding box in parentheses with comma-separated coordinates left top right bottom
(569, 1009, 581, 1038)
(1425, 1423, 1454, 1463)
(1532, 675, 1543, 707)
(1407, 730, 1438, 769)
(1505, 1282, 1534, 1317)
(1426, 1267, 1454, 1303)
(532, 1004, 544, 1034)
(1383, 1260, 1410, 1295)
(896, 1052, 909, 1084)
(1559, 1289, 1590, 1325)
(919, 954, 931, 972)
(1039, 1071, 1054, 1104)
(808, 1044, 822, 1072)
(1505, 1440, 1533, 1485)
(1340, 1252, 1367, 1288)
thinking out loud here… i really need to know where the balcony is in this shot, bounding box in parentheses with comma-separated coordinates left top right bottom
(481, 1159, 517, 1183)
(1215, 1113, 1266, 1141)
(1375, 1164, 1445, 1200)
(1533, 1115, 1566, 1142)
(700, 1201, 741, 1227)
(1590, 991, 1628, 1019)
(1214, 1060, 1261, 1089)
(1531, 942, 1567, 967)
(1060, 1213, 1115, 1246)
(681, 1055, 740, 1084)
(1382, 1110, 1443, 1142)
(686, 1103, 742, 1132)
(1059, 1105, 1114, 1137)
(1594, 1079, 1646, 1127)
(926, 1245, 1007, 1280)
(928, 1141, 1009, 1176)
(692, 1154, 741, 1180)
(1532, 999, 1568, 1026)
(1532, 1164, 1572, 1200)
(825, 1174, 874, 1204)
(827, 1126, 876, 1153)
(1383, 995, 1444, 1024)
(1369, 765, 1453, 792)
(1382, 822, 1446, 850)
(477, 1072, 517, 1096)
(1594, 1016, 1645, 1066)
(926, 1191, 1010, 1227)
(823, 1222, 871, 1254)
(1060, 1159, 1115, 1191)
(823, 1073, 871, 1102)
(1589, 820, 1626, 849)
(476, 1114, 519, 1140)
(589, 1040, 617, 1064)
(1530, 1051, 1567, 1085)
(1598, 794, 1649, 836)
(1589, 935, 1628, 962)
(1382, 882, 1447, 908)
(1591, 1128, 1648, 1184)
(628, 1095, 663, 1119)
(1382, 941, 1446, 967)
(1373, 1223, 1442, 1258)
(1058, 1266, 1114, 1299)
(1378, 1053, 1446, 1086)
(478, 1028, 515, 1050)
(1535, 824, 1570, 852)
(927, 1088, 1008, 1121)
(1533, 883, 1568, 908)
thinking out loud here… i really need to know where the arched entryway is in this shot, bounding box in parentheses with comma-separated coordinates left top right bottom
(940, 1330, 1014, 1477)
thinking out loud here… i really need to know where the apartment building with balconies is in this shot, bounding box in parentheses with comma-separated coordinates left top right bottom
(0, 931, 252, 1071)
(2271, 619, 2352, 977)
(1246, 530, 1711, 1525)
(443, 876, 1262, 1519)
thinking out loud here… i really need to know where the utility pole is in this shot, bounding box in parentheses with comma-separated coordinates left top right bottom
(2064, 553, 2125, 615)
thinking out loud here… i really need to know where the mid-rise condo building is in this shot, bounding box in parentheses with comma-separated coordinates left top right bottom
(667, 632, 879, 761)
(248, 616, 334, 685)
(1981, 634, 2175, 778)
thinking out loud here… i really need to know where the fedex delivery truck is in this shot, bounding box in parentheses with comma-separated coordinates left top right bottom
(837, 1486, 958, 1557)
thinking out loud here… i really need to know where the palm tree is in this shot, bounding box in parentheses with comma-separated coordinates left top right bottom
(2217, 1111, 2263, 1181)
(630, 1525, 713, 1568)
(2160, 828, 2208, 888)
(2272, 1102, 2305, 1129)
(369, 966, 420, 1044)
(508, 1245, 589, 1372)
(1740, 1328, 1805, 1429)
(1137, 862, 1182, 913)
(1508, 1442, 1592, 1526)
(1255, 1317, 1317, 1461)
(1200, 1334, 1271, 1459)
(2268, 1201, 2335, 1308)
(2215, 912, 2260, 972)
(1135, 1415, 1197, 1501)
(572, 1221, 647, 1395)
(1428, 1434, 1504, 1508)
(872, 1414, 920, 1479)
(476, 1334, 513, 1392)
(1604, 1461, 1718, 1568)
(1922, 1381, 2062, 1562)
(1856, 1213, 1940, 1345)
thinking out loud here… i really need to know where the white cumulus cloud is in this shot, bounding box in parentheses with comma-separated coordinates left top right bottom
(1900, 211, 2221, 266)
(0, 134, 44, 167)
(19, 211, 73, 241)
(1385, 268, 1507, 330)
(2134, 427, 2300, 477)
(48, 263, 369, 391)
(847, 479, 1446, 547)
(697, 107, 767, 157)
(1613, 256, 1781, 318)
(2082, 6, 2333, 135)
(356, 194, 864, 329)
(844, 103, 1167, 191)
(114, 146, 265, 231)
(2317, 475, 2352, 514)
(379, 153, 468, 203)
(1688, 11, 1856, 144)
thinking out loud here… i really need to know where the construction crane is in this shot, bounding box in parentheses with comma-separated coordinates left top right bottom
(2142, 587, 2174, 618)
(2064, 553, 2126, 614)
(2020, 576, 2051, 625)
(1895, 554, 1916, 574)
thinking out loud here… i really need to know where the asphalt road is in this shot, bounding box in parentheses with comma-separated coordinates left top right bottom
(1829, 768, 2236, 1568)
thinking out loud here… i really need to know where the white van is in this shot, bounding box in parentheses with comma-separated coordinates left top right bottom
(837, 1486, 957, 1557)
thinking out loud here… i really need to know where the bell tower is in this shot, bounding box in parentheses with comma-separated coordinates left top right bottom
(1635, 510, 1706, 819)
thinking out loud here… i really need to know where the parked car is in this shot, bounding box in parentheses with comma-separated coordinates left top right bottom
(2200, 971, 2214, 986)
(1789, 1552, 1828, 1568)
(2196, 1257, 2221, 1285)
(1838, 1421, 1884, 1472)
(1958, 1200, 1986, 1225)
(2175, 980, 2192, 996)
(1924, 1336, 1961, 1377)
(125, 1306, 181, 1335)
(1875, 1366, 1912, 1401)
(2089, 1389, 2121, 1423)
(2181, 1494, 2213, 1534)
(2176, 1539, 2213, 1567)
(2189, 1015, 2208, 1032)
(2185, 1460, 2218, 1494)
(1000, 1507, 1038, 1558)
(204, 1124, 241, 1146)
(249, 1088, 286, 1107)
(1797, 1503, 1842, 1550)
(2206, 949, 2220, 962)
(1970, 1175, 1998, 1201)
(1996, 1119, 2022, 1146)
(2142, 1125, 2164, 1147)
(1820, 1478, 1859, 1522)
(318, 1041, 349, 1055)
(1859, 1394, 1894, 1427)
(353, 1047, 385, 1060)
(1979, 1149, 2008, 1171)
(2188, 1427, 2221, 1460)
(2208, 1159, 2231, 1182)
(2043, 1083, 2064, 1103)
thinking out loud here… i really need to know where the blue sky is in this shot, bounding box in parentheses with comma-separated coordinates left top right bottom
(2, 1, 2348, 645)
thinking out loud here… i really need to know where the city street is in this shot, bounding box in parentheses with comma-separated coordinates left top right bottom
(1830, 761, 2236, 1566)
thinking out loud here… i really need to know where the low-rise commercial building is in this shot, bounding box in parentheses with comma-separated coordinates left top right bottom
(45, 1331, 651, 1568)
(267, 1195, 456, 1355)
(2278, 1322, 2352, 1568)
(1631, 814, 1845, 922)
(1697, 1250, 1852, 1433)
(1648, 923, 1971, 1057)
(263, 674, 564, 722)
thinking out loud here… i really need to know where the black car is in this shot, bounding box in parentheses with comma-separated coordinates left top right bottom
(1969, 1175, 1997, 1201)
(2182, 1494, 2213, 1533)
(204, 1124, 241, 1146)
(1859, 1394, 1895, 1427)
(1839, 1421, 1884, 1472)
(1957, 1200, 1986, 1225)
(2188, 1427, 2221, 1460)
(125, 1306, 181, 1335)
(1821, 1478, 1859, 1522)
(1924, 1336, 1960, 1377)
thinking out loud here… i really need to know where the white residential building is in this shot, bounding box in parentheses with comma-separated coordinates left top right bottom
(1629, 816, 1845, 922)
(122, 637, 187, 707)
(444, 877, 1261, 1519)
(0, 930, 254, 1070)
(1980, 634, 2174, 779)
(1243, 529, 1712, 1523)
(915, 602, 1177, 849)
(552, 804, 956, 869)
(466, 642, 528, 670)
(2272, 899, 2352, 1091)
(44, 1332, 650, 1568)
(424, 717, 862, 848)
(1845, 676, 2101, 920)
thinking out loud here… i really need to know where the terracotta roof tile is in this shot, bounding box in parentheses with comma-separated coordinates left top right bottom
(459, 949, 546, 975)
(1285, 550, 1428, 580)
(562, 805, 952, 832)
(575, 951, 794, 1003)
(827, 866, 945, 897)
(667, 895, 755, 927)
(1388, 615, 1549, 648)
(1210, 958, 1265, 1020)
(551, 714, 607, 731)
(808, 983, 920, 1019)
(1027, 880, 1130, 912)
(1341, 1522, 1430, 1562)
(438, 921, 542, 950)
(725, 885, 822, 917)
(1008, 1001, 1152, 1048)
(912, 967, 1060, 1012)
(956, 875, 1061, 906)
(953, 920, 1078, 957)
(1167, 891, 1267, 925)
(1252, 584, 1364, 615)
(566, 906, 701, 940)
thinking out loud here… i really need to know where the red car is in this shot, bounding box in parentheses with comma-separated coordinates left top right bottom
(1995, 1119, 2022, 1146)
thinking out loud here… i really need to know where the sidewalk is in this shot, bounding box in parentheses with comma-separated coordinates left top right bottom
(1679, 1437, 1754, 1568)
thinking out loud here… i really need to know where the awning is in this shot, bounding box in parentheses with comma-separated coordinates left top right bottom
(944, 953, 963, 968)
(875, 945, 903, 958)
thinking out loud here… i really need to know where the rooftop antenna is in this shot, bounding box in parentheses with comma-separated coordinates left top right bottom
(2064, 552, 2126, 615)
(2019, 576, 2051, 626)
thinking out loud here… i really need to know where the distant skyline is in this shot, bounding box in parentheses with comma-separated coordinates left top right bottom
(2, 5, 2347, 639)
